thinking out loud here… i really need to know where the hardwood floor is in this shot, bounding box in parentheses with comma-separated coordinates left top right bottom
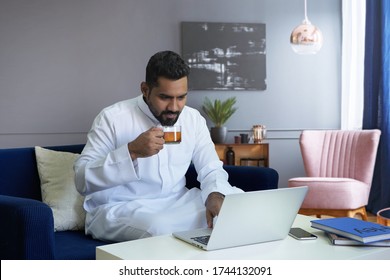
(367, 211, 377, 223)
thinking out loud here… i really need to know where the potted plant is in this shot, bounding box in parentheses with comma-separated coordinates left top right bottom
(202, 96, 237, 143)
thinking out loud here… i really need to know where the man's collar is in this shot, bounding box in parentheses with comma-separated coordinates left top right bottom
(136, 95, 160, 125)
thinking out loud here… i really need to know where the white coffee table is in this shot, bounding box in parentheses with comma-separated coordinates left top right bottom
(96, 215, 390, 260)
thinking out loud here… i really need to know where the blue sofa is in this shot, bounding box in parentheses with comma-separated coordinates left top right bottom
(0, 144, 278, 260)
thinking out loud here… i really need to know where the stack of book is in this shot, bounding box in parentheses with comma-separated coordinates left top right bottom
(311, 217, 390, 247)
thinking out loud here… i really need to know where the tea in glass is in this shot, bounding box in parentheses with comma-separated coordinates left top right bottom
(163, 126, 181, 144)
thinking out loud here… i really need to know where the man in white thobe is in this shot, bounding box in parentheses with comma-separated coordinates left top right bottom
(74, 51, 242, 242)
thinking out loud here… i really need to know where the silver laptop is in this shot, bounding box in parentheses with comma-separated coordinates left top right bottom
(172, 186, 308, 251)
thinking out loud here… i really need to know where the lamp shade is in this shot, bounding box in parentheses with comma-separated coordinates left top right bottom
(290, 19, 323, 54)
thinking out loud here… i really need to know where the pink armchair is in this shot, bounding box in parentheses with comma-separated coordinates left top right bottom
(288, 129, 381, 220)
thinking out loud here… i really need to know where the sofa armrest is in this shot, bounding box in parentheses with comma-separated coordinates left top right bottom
(0, 195, 56, 259)
(185, 164, 279, 192)
(223, 165, 279, 192)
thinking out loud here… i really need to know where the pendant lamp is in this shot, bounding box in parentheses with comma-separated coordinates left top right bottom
(290, 0, 323, 54)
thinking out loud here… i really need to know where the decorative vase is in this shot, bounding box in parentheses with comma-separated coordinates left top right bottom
(210, 127, 227, 143)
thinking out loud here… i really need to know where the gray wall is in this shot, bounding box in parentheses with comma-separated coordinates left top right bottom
(0, 0, 341, 187)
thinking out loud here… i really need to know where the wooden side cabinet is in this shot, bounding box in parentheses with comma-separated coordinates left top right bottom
(214, 143, 269, 167)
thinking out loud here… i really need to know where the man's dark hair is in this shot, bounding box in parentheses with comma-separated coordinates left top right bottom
(145, 50, 190, 88)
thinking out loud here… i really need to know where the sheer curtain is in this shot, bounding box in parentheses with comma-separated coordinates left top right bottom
(341, 0, 366, 130)
(364, 0, 390, 213)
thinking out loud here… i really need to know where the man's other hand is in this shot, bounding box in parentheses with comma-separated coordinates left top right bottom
(205, 192, 225, 228)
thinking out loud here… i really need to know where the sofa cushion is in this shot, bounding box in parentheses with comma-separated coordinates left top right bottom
(54, 231, 110, 260)
(35, 146, 86, 231)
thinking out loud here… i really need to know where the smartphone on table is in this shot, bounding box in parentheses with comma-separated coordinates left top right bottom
(289, 227, 317, 240)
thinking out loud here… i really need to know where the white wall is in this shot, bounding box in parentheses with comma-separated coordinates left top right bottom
(0, 0, 342, 187)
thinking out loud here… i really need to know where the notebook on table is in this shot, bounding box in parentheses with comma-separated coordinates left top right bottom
(172, 186, 308, 251)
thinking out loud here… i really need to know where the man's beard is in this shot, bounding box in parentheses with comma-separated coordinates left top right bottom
(144, 96, 181, 126)
(155, 110, 181, 126)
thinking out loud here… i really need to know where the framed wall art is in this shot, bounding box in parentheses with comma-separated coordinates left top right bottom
(181, 22, 266, 91)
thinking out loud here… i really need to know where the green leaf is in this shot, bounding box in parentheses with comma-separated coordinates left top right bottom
(202, 97, 237, 127)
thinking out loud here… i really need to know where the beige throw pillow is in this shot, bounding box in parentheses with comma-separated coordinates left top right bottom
(35, 146, 85, 231)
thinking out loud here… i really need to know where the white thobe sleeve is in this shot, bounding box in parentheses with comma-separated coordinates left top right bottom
(191, 116, 244, 204)
(74, 112, 140, 196)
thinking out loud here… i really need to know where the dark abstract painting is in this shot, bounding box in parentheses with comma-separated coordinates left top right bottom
(181, 22, 266, 91)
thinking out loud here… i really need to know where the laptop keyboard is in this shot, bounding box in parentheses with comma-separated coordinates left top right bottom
(191, 235, 210, 245)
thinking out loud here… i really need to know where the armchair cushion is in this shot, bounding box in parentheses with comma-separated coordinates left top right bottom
(289, 177, 370, 209)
